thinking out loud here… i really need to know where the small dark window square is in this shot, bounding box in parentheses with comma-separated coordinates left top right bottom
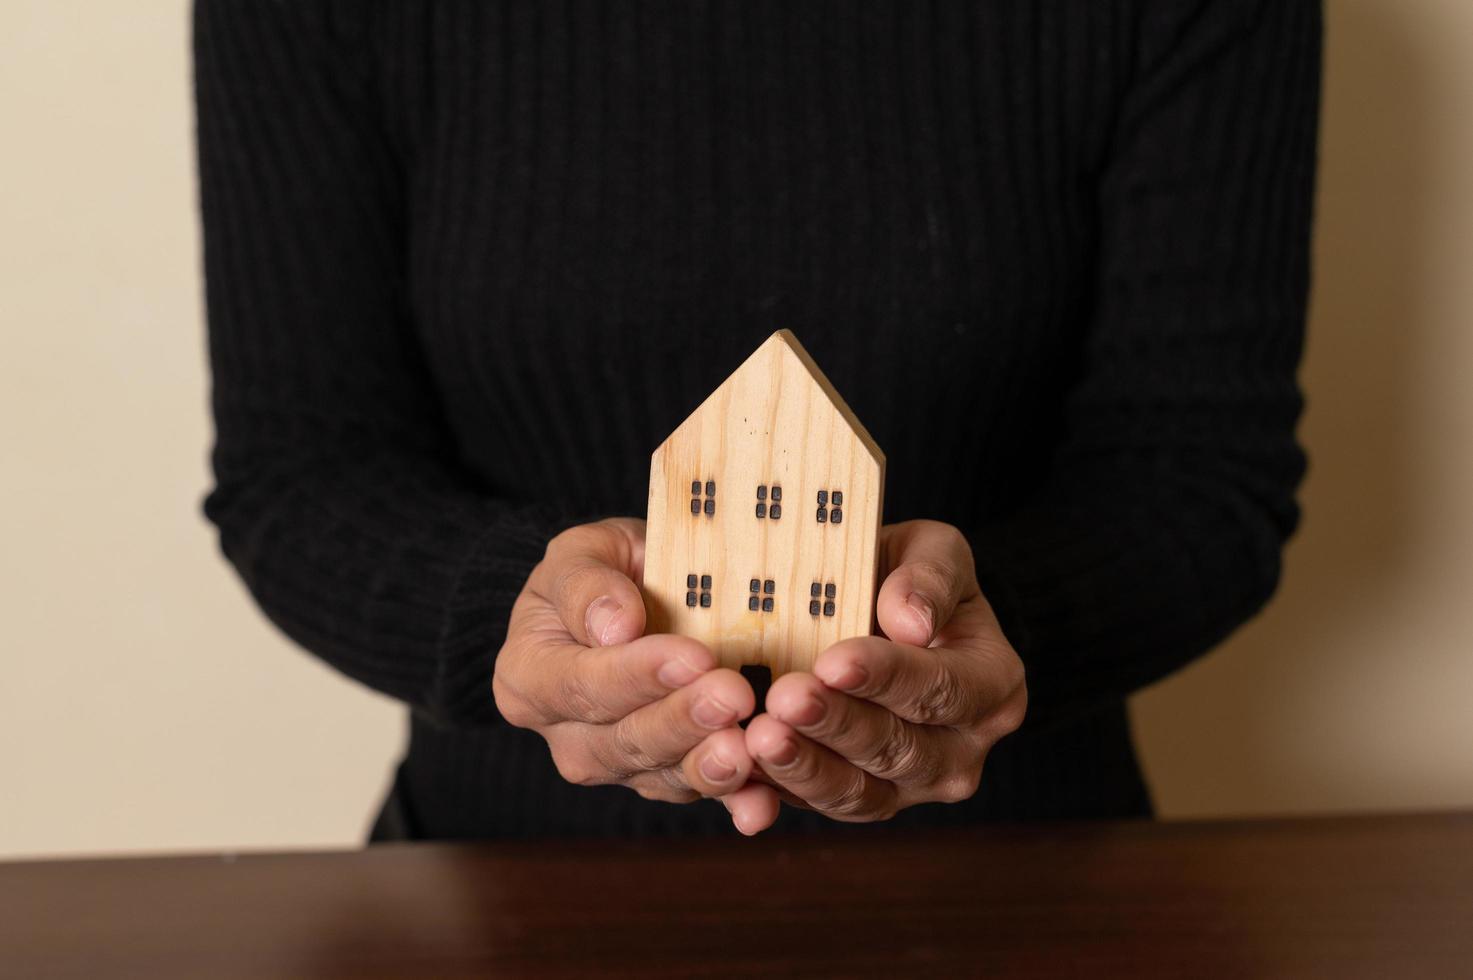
(831, 508, 843, 524)
(770, 503, 782, 520)
(809, 599, 821, 616)
(749, 578, 760, 593)
(699, 592, 711, 608)
(763, 579, 774, 594)
(816, 508, 827, 523)
(687, 574, 697, 589)
(703, 498, 715, 516)
(825, 583, 836, 599)
(810, 582, 821, 597)
(823, 600, 835, 617)
(832, 491, 843, 506)
(700, 574, 712, 590)
(771, 486, 782, 502)
(748, 595, 759, 612)
(761, 597, 774, 613)
(686, 591, 697, 607)
(691, 480, 701, 496)
(817, 490, 828, 506)
(756, 502, 766, 518)
(690, 499, 700, 514)
(757, 485, 767, 500)
(705, 480, 715, 497)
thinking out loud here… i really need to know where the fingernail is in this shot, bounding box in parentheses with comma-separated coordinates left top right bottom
(700, 752, 737, 783)
(790, 695, 826, 727)
(657, 654, 704, 688)
(906, 592, 935, 638)
(761, 737, 799, 767)
(585, 596, 622, 646)
(692, 696, 737, 729)
(821, 662, 867, 692)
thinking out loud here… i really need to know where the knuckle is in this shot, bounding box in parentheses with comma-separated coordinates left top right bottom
(990, 697, 1028, 740)
(918, 519, 974, 568)
(817, 772, 872, 819)
(935, 768, 982, 804)
(915, 518, 950, 536)
(546, 523, 596, 560)
(548, 521, 631, 573)
(557, 670, 612, 724)
(551, 562, 603, 611)
(610, 720, 662, 774)
(941, 523, 976, 568)
(549, 741, 601, 787)
(492, 676, 537, 730)
(610, 650, 659, 702)
(913, 672, 966, 726)
(867, 727, 934, 784)
(907, 558, 955, 596)
(979, 656, 1028, 741)
(912, 519, 971, 559)
(1012, 659, 1029, 702)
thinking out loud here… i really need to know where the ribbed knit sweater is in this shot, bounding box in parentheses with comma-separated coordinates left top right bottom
(193, 0, 1321, 839)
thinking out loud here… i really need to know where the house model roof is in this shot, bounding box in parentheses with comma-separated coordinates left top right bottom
(643, 330, 886, 675)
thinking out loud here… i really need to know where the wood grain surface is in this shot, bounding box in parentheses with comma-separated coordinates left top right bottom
(3, 813, 1471, 978)
(644, 330, 885, 675)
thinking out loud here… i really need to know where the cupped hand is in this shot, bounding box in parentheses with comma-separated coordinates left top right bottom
(739, 520, 1027, 830)
(493, 518, 758, 805)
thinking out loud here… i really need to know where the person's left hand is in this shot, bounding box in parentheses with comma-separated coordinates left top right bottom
(722, 520, 1027, 832)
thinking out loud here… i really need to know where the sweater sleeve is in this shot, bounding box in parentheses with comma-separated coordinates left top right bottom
(970, 0, 1322, 725)
(193, 0, 575, 728)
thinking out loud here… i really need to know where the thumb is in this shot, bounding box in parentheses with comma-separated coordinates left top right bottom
(534, 518, 648, 647)
(875, 520, 977, 647)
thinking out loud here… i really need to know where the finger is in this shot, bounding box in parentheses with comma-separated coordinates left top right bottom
(680, 728, 753, 798)
(745, 715, 899, 823)
(813, 634, 1010, 728)
(502, 632, 716, 726)
(587, 668, 754, 777)
(532, 519, 648, 646)
(620, 727, 755, 804)
(876, 520, 979, 646)
(720, 782, 782, 836)
(765, 671, 957, 786)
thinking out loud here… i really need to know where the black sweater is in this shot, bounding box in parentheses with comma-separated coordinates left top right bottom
(193, 0, 1320, 839)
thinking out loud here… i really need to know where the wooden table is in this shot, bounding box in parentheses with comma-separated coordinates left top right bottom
(2, 813, 1469, 978)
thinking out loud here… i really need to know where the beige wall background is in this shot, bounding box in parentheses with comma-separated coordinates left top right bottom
(1, 1, 1469, 859)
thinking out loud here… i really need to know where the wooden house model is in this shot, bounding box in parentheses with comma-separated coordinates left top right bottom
(643, 331, 886, 675)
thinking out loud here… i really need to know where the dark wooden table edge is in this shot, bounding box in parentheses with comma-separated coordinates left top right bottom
(4, 807, 1469, 868)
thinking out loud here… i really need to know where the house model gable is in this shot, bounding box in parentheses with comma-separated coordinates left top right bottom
(643, 331, 886, 676)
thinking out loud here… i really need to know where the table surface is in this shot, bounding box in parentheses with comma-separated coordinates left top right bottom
(2, 812, 1470, 978)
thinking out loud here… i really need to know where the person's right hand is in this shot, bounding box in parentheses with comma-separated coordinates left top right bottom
(493, 518, 761, 810)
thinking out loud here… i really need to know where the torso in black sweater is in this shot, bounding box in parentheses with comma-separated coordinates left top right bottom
(193, 0, 1320, 839)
